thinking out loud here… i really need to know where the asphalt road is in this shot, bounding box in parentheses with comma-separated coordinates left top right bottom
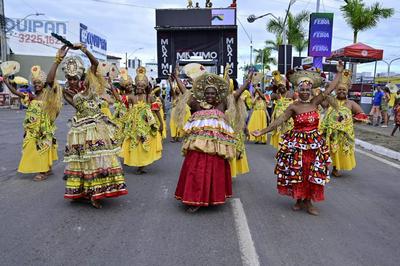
(0, 106, 399, 266)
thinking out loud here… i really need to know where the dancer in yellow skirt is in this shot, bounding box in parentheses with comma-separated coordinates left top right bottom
(1, 63, 62, 181)
(320, 69, 368, 177)
(247, 88, 269, 144)
(153, 86, 167, 139)
(269, 70, 297, 149)
(226, 77, 251, 178)
(117, 67, 163, 174)
(169, 77, 190, 142)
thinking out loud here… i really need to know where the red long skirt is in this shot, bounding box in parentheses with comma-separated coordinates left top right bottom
(278, 149, 325, 202)
(175, 150, 232, 206)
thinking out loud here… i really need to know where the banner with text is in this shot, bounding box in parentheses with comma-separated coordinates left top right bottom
(308, 13, 334, 57)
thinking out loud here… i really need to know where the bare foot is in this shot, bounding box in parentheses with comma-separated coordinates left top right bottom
(332, 168, 342, 177)
(186, 206, 200, 213)
(304, 200, 319, 216)
(292, 199, 303, 211)
(91, 199, 102, 209)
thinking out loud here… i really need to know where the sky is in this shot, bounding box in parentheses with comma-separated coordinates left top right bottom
(5, 0, 400, 77)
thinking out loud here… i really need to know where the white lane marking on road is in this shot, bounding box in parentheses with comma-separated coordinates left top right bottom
(231, 198, 260, 266)
(356, 148, 400, 170)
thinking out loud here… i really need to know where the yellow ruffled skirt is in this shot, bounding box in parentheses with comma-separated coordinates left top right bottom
(230, 150, 250, 178)
(270, 132, 281, 149)
(170, 105, 190, 138)
(18, 139, 58, 173)
(101, 107, 113, 120)
(121, 134, 162, 167)
(331, 145, 356, 171)
(247, 109, 267, 143)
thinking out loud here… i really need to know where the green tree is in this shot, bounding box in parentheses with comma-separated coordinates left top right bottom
(264, 36, 283, 52)
(266, 10, 310, 46)
(253, 47, 276, 71)
(340, 0, 394, 43)
(293, 38, 308, 57)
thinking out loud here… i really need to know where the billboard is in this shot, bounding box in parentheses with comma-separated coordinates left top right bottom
(156, 8, 237, 79)
(6, 18, 107, 61)
(157, 29, 237, 78)
(308, 13, 334, 57)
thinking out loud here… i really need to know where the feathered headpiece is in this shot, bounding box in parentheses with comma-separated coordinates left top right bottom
(30, 65, 46, 84)
(61, 56, 85, 79)
(337, 69, 352, 91)
(119, 68, 133, 88)
(287, 65, 326, 89)
(135, 66, 149, 85)
(271, 70, 286, 87)
(192, 73, 229, 102)
(0, 61, 20, 77)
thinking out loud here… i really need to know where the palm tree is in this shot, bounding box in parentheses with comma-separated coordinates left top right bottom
(264, 36, 283, 52)
(341, 0, 394, 43)
(266, 10, 310, 46)
(253, 47, 276, 71)
(293, 38, 308, 57)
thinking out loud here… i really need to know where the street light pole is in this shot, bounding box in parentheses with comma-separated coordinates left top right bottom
(387, 57, 400, 83)
(247, 0, 296, 75)
(125, 47, 144, 69)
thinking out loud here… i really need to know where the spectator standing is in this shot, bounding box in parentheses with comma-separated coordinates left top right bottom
(381, 87, 391, 127)
(370, 87, 384, 126)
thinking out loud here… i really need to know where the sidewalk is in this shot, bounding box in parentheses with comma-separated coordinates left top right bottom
(355, 123, 400, 152)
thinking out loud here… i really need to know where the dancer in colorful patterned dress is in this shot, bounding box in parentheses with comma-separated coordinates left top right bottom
(48, 44, 128, 208)
(1, 63, 62, 181)
(320, 69, 369, 177)
(118, 67, 163, 174)
(173, 68, 251, 212)
(269, 70, 297, 149)
(252, 62, 344, 215)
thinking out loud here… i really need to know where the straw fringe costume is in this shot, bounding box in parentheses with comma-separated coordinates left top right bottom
(63, 58, 127, 200)
(18, 65, 62, 173)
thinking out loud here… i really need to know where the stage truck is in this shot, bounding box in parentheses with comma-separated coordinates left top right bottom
(155, 7, 238, 79)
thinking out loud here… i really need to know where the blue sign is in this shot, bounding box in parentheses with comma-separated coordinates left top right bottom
(80, 23, 107, 51)
(308, 13, 334, 57)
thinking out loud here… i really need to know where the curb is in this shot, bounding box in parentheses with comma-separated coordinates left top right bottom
(355, 139, 400, 161)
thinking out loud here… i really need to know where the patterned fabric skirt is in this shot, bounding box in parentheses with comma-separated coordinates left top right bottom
(64, 115, 128, 200)
(175, 150, 232, 206)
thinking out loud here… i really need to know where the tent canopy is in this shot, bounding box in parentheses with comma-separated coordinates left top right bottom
(327, 42, 383, 63)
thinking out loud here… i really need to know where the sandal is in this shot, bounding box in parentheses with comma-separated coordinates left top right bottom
(33, 173, 47, 181)
(292, 200, 303, 211)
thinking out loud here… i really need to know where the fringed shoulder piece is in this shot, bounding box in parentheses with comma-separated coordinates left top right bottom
(41, 81, 63, 122)
(172, 90, 192, 128)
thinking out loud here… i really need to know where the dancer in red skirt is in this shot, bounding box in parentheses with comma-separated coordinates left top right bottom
(171, 67, 252, 212)
(252, 62, 344, 215)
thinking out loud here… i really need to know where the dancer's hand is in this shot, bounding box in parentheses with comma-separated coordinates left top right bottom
(251, 130, 263, 137)
(57, 45, 69, 59)
(337, 60, 344, 73)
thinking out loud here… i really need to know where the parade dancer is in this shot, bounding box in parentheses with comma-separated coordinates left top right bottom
(252, 62, 344, 216)
(320, 69, 369, 177)
(1, 63, 62, 181)
(247, 88, 269, 144)
(168, 77, 190, 142)
(118, 67, 163, 174)
(48, 44, 128, 208)
(173, 69, 250, 212)
(269, 70, 297, 149)
(225, 75, 251, 178)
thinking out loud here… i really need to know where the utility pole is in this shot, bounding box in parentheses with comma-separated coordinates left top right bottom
(0, 0, 7, 62)
(125, 52, 128, 70)
(316, 0, 321, 12)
